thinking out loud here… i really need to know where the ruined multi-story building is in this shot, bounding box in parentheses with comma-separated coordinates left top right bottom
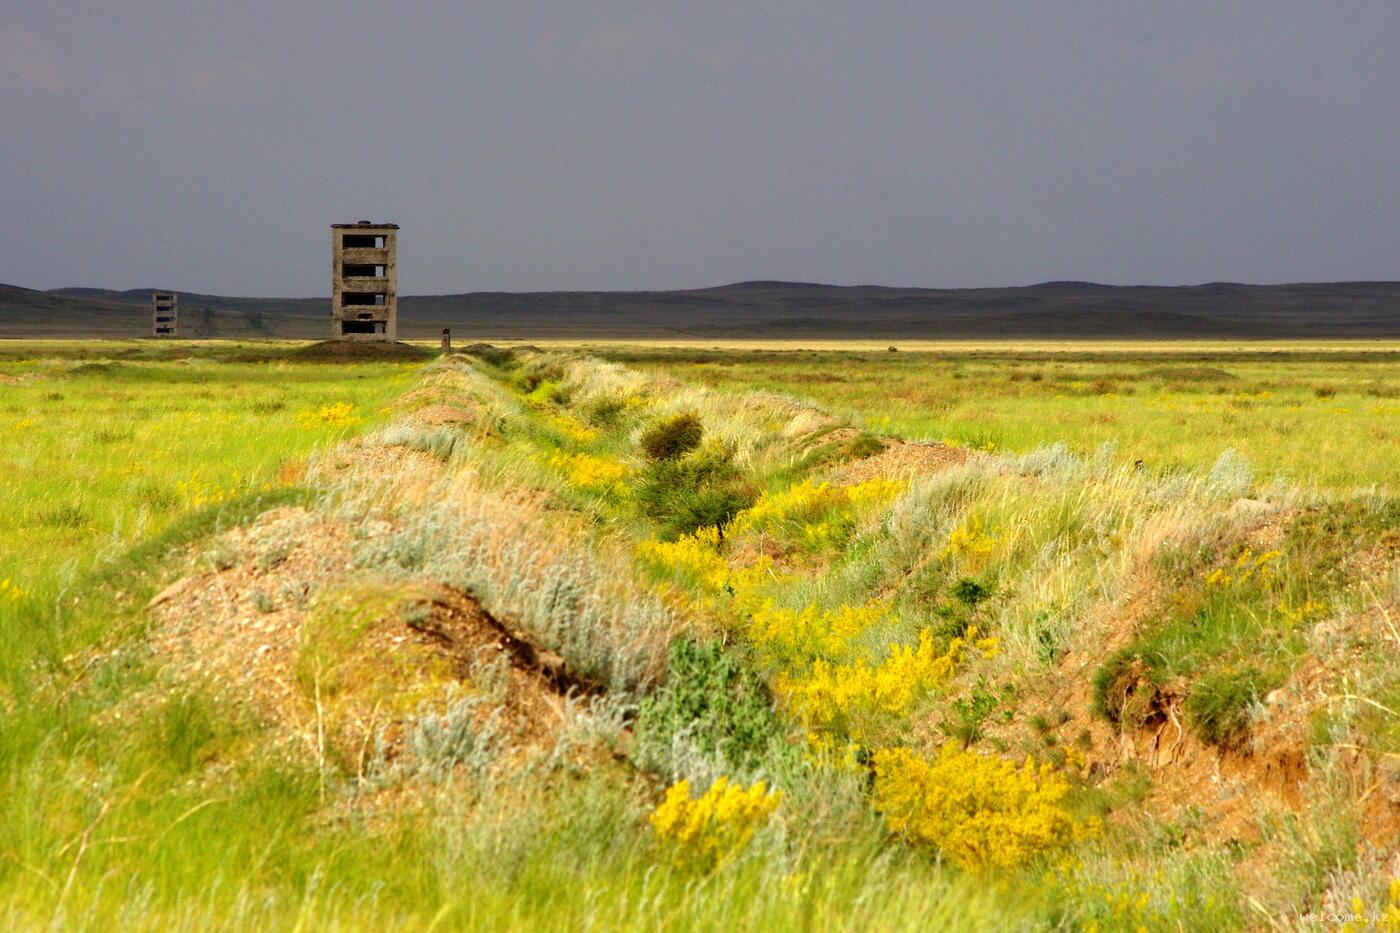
(331, 222, 398, 340)
(152, 291, 178, 337)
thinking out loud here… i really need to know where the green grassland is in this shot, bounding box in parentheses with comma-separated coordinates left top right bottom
(0, 342, 416, 599)
(1, 339, 1396, 930)
(607, 344, 1400, 490)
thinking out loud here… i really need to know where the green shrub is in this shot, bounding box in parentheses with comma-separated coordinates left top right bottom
(635, 637, 789, 778)
(640, 413, 704, 461)
(941, 679, 1001, 747)
(951, 577, 992, 607)
(635, 446, 755, 539)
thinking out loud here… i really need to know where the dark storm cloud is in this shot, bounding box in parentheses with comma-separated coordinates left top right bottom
(1, 2, 1397, 295)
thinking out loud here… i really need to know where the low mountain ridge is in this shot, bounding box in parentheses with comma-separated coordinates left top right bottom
(4, 279, 1398, 339)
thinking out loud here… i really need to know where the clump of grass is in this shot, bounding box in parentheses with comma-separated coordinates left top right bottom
(460, 343, 518, 369)
(372, 422, 464, 460)
(1092, 651, 1170, 729)
(587, 396, 627, 427)
(1184, 666, 1281, 747)
(640, 412, 704, 461)
(36, 502, 89, 528)
(405, 695, 501, 779)
(846, 432, 885, 459)
(1207, 448, 1253, 497)
(136, 480, 180, 512)
(511, 360, 566, 396)
(133, 692, 231, 776)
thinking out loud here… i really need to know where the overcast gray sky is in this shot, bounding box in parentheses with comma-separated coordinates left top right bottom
(2, 2, 1398, 296)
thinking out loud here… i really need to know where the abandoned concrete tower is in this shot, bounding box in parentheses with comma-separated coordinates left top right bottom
(152, 291, 178, 337)
(332, 221, 398, 340)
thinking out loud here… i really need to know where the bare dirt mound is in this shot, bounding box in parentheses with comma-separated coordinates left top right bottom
(828, 439, 971, 484)
(289, 340, 433, 362)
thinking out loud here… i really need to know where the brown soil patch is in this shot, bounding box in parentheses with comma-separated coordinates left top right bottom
(994, 545, 1324, 851)
(815, 427, 863, 447)
(828, 439, 971, 484)
(406, 403, 484, 427)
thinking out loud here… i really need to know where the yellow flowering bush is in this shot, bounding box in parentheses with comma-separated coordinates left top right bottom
(296, 402, 360, 430)
(1278, 597, 1327, 624)
(549, 452, 630, 492)
(636, 527, 782, 599)
(636, 526, 730, 589)
(843, 477, 906, 509)
(545, 413, 598, 444)
(729, 478, 904, 551)
(747, 599, 889, 663)
(938, 515, 999, 568)
(779, 628, 996, 738)
(872, 744, 1089, 871)
(649, 777, 783, 868)
(730, 479, 839, 533)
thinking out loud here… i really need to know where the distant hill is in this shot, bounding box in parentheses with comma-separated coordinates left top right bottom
(2, 280, 1398, 339)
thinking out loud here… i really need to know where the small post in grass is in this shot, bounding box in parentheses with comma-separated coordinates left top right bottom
(441, 328, 451, 354)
